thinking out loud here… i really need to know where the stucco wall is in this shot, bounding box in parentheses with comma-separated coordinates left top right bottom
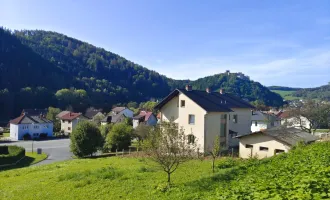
(204, 113, 228, 151)
(161, 96, 179, 123)
(282, 116, 311, 130)
(238, 133, 290, 159)
(61, 118, 81, 134)
(10, 123, 53, 140)
(251, 121, 268, 132)
(228, 108, 252, 147)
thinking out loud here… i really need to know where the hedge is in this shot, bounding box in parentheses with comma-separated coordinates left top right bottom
(0, 146, 25, 165)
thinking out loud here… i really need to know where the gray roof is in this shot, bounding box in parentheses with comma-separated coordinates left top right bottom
(22, 108, 48, 116)
(112, 107, 126, 113)
(236, 127, 318, 146)
(251, 111, 280, 121)
(84, 109, 103, 119)
(110, 112, 128, 123)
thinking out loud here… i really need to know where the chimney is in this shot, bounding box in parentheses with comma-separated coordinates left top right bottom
(220, 88, 224, 94)
(185, 85, 192, 91)
(206, 87, 211, 93)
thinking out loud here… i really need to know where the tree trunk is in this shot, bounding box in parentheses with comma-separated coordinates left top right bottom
(167, 172, 171, 186)
(212, 159, 215, 173)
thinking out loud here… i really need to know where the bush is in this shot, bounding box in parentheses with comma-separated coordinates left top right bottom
(70, 121, 103, 158)
(23, 133, 31, 140)
(0, 146, 25, 165)
(105, 123, 133, 151)
(217, 157, 243, 169)
(39, 133, 48, 139)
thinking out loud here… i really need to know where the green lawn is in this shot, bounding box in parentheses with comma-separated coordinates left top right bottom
(271, 90, 300, 100)
(0, 152, 47, 171)
(0, 142, 329, 199)
(0, 132, 10, 137)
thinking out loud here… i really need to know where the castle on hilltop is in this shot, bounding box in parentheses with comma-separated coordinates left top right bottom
(225, 70, 250, 81)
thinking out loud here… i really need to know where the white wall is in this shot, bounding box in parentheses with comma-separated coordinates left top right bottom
(204, 113, 229, 152)
(161, 96, 179, 122)
(282, 116, 311, 130)
(251, 121, 268, 132)
(239, 133, 290, 159)
(61, 118, 81, 134)
(133, 119, 139, 129)
(10, 123, 53, 140)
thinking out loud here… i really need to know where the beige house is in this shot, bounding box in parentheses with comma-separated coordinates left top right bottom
(58, 112, 86, 135)
(155, 86, 254, 152)
(237, 127, 318, 159)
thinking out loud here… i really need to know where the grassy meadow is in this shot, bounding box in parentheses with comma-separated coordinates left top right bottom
(0, 142, 330, 200)
(271, 90, 300, 100)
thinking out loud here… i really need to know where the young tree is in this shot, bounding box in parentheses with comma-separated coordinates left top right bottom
(70, 121, 103, 157)
(46, 107, 61, 132)
(209, 136, 221, 173)
(143, 121, 197, 186)
(105, 123, 133, 151)
(133, 124, 151, 148)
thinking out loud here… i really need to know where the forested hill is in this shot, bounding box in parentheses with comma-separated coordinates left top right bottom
(0, 28, 283, 120)
(293, 84, 330, 100)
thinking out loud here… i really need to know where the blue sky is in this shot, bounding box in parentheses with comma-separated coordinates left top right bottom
(1, 0, 329, 87)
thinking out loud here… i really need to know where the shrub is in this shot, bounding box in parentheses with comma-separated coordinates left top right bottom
(70, 121, 103, 158)
(217, 157, 243, 169)
(105, 123, 133, 151)
(0, 146, 25, 165)
(23, 133, 31, 140)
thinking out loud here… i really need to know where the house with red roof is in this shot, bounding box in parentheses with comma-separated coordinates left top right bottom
(9, 114, 53, 140)
(58, 112, 86, 135)
(132, 111, 157, 128)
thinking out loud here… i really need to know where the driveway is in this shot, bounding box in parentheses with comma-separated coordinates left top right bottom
(0, 139, 72, 166)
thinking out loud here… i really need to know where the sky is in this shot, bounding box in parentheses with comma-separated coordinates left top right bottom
(1, 0, 330, 88)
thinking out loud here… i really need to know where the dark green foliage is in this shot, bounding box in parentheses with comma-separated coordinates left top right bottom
(293, 84, 330, 100)
(70, 121, 103, 157)
(268, 86, 302, 91)
(216, 142, 330, 199)
(0, 146, 25, 165)
(105, 123, 133, 151)
(0, 27, 284, 121)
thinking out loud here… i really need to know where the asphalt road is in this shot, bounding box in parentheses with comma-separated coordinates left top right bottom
(0, 139, 72, 165)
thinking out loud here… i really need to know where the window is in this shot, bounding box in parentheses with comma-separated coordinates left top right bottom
(255, 121, 258, 126)
(259, 146, 268, 151)
(233, 114, 238, 123)
(181, 100, 185, 107)
(188, 134, 195, 144)
(275, 149, 285, 154)
(188, 115, 195, 124)
(68, 127, 71, 131)
(34, 125, 39, 129)
(245, 144, 253, 148)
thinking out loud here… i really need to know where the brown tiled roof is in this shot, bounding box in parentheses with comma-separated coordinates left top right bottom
(10, 114, 52, 125)
(59, 112, 82, 120)
(9, 115, 25, 124)
(133, 111, 154, 122)
(56, 111, 70, 118)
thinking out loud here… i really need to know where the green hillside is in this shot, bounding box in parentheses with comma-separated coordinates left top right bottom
(0, 28, 283, 120)
(271, 90, 300, 100)
(0, 142, 329, 199)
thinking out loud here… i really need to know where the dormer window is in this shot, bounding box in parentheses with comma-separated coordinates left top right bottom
(181, 100, 185, 107)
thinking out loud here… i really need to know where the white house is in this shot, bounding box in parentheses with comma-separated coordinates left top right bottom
(251, 111, 281, 132)
(111, 107, 133, 118)
(237, 127, 318, 159)
(278, 111, 311, 130)
(58, 112, 86, 135)
(132, 111, 157, 128)
(9, 114, 53, 140)
(155, 86, 254, 152)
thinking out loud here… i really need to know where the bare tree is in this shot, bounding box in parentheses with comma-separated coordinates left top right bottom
(288, 100, 330, 133)
(143, 121, 197, 186)
(209, 135, 221, 173)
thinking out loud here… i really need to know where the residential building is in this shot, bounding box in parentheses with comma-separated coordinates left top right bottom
(101, 116, 112, 126)
(21, 108, 48, 116)
(9, 114, 53, 140)
(84, 109, 105, 122)
(251, 111, 281, 132)
(237, 127, 318, 159)
(111, 107, 133, 118)
(56, 111, 70, 119)
(132, 111, 157, 128)
(278, 111, 311, 130)
(155, 85, 254, 152)
(58, 112, 86, 135)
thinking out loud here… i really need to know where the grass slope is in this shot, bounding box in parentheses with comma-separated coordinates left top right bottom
(271, 90, 300, 100)
(0, 152, 47, 171)
(0, 142, 330, 200)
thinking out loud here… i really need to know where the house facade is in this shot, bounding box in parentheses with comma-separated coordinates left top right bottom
(58, 112, 86, 135)
(251, 111, 281, 133)
(278, 111, 311, 130)
(84, 109, 105, 122)
(237, 127, 318, 159)
(133, 111, 158, 128)
(9, 114, 53, 140)
(155, 86, 254, 152)
(111, 107, 133, 118)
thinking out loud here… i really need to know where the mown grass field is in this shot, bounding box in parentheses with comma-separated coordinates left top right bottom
(0, 132, 10, 138)
(0, 142, 330, 200)
(0, 152, 47, 171)
(271, 90, 300, 100)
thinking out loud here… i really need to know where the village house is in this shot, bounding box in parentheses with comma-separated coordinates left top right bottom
(155, 85, 254, 152)
(84, 108, 105, 122)
(9, 114, 53, 140)
(132, 111, 157, 128)
(58, 112, 86, 135)
(278, 111, 311, 130)
(111, 107, 133, 118)
(251, 111, 281, 132)
(236, 127, 318, 159)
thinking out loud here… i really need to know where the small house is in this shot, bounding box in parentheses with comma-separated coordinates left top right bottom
(132, 111, 157, 128)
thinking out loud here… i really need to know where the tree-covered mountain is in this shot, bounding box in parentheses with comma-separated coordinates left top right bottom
(0, 28, 283, 120)
(293, 84, 330, 100)
(268, 86, 302, 91)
